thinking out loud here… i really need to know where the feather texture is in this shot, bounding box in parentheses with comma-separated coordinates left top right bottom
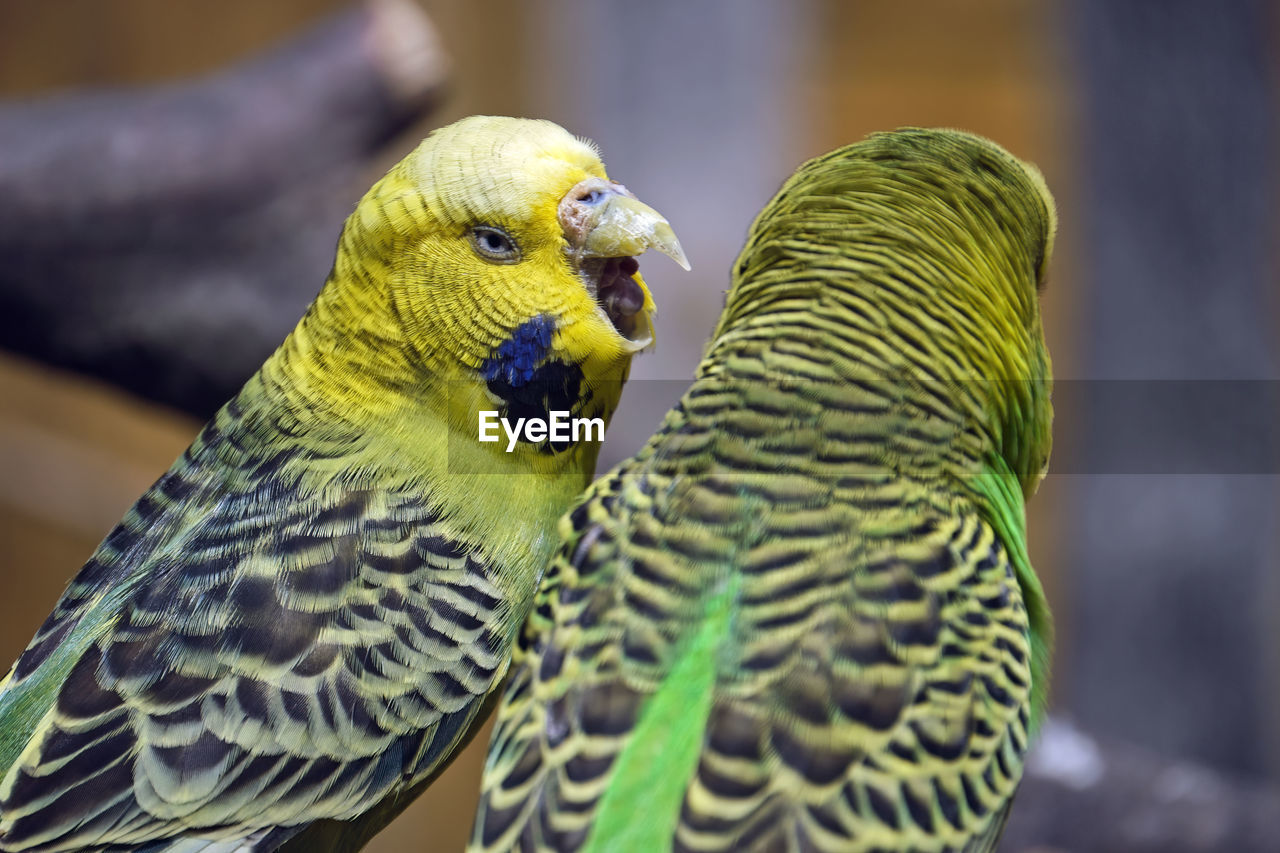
(0, 115, 685, 852)
(470, 128, 1055, 852)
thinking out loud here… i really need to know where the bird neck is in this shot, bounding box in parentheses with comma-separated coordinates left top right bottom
(700, 292, 1050, 499)
(204, 278, 603, 579)
(710, 233, 1050, 498)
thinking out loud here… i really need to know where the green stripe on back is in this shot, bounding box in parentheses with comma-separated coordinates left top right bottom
(584, 574, 741, 853)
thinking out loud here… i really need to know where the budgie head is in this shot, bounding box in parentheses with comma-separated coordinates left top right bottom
(309, 115, 685, 472)
(717, 127, 1055, 495)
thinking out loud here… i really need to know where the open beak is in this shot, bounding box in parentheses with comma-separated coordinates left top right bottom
(559, 177, 689, 343)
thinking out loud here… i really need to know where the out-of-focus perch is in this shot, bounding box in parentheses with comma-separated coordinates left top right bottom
(0, 0, 448, 418)
(998, 718, 1280, 852)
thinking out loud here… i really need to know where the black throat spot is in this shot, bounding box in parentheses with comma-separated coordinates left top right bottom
(485, 359, 591, 454)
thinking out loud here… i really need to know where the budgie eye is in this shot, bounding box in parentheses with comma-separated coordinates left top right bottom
(470, 225, 521, 264)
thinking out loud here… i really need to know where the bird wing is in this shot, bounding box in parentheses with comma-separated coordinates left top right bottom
(1, 479, 510, 852)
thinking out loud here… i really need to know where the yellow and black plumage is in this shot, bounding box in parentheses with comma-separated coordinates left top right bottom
(470, 128, 1054, 853)
(0, 115, 686, 852)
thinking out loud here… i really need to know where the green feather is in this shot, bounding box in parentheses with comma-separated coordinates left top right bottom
(971, 459, 1053, 734)
(584, 575, 740, 853)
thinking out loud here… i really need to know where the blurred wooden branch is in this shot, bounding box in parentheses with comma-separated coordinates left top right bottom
(0, 0, 448, 419)
(999, 719, 1280, 852)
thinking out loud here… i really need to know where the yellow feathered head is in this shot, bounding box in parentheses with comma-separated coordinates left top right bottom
(315, 115, 687, 456)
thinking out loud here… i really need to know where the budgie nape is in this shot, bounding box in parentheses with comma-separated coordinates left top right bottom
(471, 128, 1055, 852)
(0, 116, 687, 852)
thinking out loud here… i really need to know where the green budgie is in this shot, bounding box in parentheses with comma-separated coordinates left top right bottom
(469, 128, 1055, 852)
(0, 115, 688, 852)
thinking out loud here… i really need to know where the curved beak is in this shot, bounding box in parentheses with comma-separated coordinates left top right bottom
(559, 178, 690, 270)
(558, 177, 687, 346)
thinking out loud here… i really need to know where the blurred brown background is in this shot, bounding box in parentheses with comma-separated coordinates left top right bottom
(0, 0, 1276, 850)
